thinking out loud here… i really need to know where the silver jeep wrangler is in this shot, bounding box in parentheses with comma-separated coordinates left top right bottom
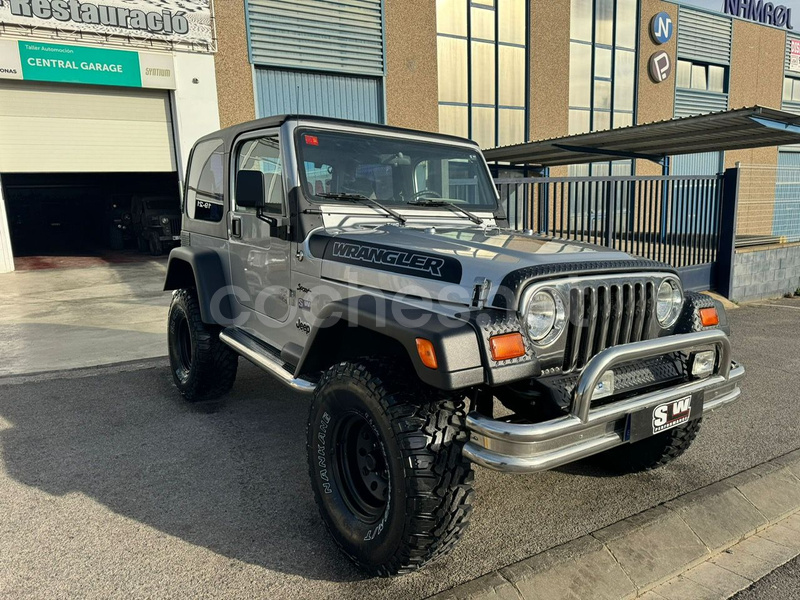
(164, 116, 744, 576)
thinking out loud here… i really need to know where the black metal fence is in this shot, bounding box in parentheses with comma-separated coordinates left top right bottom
(496, 175, 724, 270)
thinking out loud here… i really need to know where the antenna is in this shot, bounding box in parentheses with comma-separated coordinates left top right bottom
(295, 84, 300, 119)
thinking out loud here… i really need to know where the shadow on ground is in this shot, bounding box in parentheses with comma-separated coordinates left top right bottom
(0, 361, 363, 583)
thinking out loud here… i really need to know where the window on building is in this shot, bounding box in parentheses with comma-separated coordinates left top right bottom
(676, 60, 727, 94)
(783, 76, 800, 104)
(436, 0, 529, 149)
(568, 0, 638, 137)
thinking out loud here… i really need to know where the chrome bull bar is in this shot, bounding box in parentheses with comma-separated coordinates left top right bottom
(463, 330, 744, 473)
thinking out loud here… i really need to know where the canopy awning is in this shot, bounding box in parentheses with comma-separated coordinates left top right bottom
(483, 106, 800, 167)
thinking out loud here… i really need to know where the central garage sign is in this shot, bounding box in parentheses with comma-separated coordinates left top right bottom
(0, 39, 175, 89)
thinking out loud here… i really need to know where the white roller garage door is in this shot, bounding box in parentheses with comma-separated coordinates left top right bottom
(0, 80, 176, 173)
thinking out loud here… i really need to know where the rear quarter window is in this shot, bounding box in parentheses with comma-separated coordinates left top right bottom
(186, 139, 225, 222)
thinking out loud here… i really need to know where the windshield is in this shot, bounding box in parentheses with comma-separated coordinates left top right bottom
(296, 129, 498, 210)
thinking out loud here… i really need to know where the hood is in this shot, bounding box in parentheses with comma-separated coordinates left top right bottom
(308, 224, 663, 306)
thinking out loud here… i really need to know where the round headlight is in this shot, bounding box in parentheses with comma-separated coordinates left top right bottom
(161, 217, 170, 225)
(523, 289, 566, 344)
(657, 279, 683, 327)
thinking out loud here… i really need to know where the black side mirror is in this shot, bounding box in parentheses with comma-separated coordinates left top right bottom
(236, 170, 266, 208)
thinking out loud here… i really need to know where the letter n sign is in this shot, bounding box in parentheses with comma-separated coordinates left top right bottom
(650, 12, 673, 45)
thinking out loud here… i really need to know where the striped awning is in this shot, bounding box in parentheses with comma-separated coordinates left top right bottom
(483, 106, 800, 167)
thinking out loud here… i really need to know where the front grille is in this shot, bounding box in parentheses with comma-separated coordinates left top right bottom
(169, 217, 181, 236)
(562, 280, 657, 373)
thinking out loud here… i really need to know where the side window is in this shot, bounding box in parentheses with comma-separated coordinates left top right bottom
(186, 139, 225, 222)
(236, 136, 284, 214)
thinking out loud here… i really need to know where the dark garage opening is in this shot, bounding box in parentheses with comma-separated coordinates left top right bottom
(2, 172, 181, 260)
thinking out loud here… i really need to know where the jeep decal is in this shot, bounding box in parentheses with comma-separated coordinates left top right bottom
(310, 235, 462, 283)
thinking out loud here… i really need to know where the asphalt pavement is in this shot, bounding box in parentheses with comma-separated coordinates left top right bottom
(1, 300, 799, 599)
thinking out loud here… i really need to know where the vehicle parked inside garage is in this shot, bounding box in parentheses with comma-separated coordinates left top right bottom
(131, 195, 182, 256)
(163, 115, 745, 576)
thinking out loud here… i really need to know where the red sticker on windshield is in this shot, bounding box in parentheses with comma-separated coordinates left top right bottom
(304, 135, 319, 146)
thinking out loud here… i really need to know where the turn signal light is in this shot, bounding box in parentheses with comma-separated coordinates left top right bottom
(699, 307, 720, 327)
(489, 333, 526, 362)
(416, 338, 438, 370)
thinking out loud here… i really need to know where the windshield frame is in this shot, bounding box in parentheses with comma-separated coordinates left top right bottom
(294, 126, 499, 212)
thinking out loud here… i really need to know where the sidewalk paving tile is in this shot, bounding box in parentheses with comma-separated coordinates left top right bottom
(651, 575, 720, 600)
(593, 507, 708, 589)
(503, 547, 634, 600)
(755, 523, 800, 550)
(429, 572, 523, 600)
(780, 513, 800, 533)
(681, 562, 752, 597)
(499, 537, 635, 600)
(710, 549, 774, 582)
(734, 535, 799, 565)
(665, 483, 767, 552)
(735, 468, 800, 522)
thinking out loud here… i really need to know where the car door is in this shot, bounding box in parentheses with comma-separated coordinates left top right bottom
(228, 131, 292, 326)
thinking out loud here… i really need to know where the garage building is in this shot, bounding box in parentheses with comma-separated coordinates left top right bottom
(0, 0, 220, 272)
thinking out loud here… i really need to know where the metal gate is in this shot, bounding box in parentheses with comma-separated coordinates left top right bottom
(496, 174, 730, 291)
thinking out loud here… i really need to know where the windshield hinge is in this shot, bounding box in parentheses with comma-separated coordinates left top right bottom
(471, 278, 492, 309)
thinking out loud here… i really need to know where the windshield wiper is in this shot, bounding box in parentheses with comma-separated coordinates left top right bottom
(407, 200, 484, 225)
(317, 193, 406, 225)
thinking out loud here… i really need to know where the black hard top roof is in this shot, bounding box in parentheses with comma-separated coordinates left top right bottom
(195, 115, 478, 149)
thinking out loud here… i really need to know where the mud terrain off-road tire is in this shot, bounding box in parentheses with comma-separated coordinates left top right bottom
(168, 288, 238, 402)
(597, 418, 702, 473)
(307, 360, 475, 576)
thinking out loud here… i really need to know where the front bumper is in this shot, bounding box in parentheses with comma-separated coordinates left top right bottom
(463, 330, 744, 473)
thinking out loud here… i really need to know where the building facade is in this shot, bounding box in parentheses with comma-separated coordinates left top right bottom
(2, 1, 799, 273)
(214, 0, 799, 169)
(0, 0, 221, 272)
(212, 0, 800, 256)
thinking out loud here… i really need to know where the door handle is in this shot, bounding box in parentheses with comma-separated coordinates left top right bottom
(231, 216, 242, 238)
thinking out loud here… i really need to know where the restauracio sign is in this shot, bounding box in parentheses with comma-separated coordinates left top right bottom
(0, 39, 176, 89)
(0, 0, 213, 46)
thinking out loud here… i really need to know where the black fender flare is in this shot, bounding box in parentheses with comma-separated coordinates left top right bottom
(295, 296, 486, 391)
(163, 246, 234, 325)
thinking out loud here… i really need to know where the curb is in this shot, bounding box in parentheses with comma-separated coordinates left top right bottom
(429, 449, 800, 600)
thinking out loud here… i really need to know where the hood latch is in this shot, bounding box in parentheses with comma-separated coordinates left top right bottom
(471, 278, 491, 309)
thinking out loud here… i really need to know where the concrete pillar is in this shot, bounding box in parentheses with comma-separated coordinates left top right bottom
(0, 176, 15, 273)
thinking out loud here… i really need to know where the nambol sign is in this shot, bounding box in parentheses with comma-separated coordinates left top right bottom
(678, 0, 798, 30)
(0, 0, 213, 46)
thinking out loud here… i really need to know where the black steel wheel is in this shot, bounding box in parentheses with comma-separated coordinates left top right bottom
(332, 412, 390, 524)
(307, 359, 474, 576)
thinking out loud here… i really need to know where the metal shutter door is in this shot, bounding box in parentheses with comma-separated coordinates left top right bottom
(255, 67, 382, 122)
(247, 0, 384, 76)
(677, 8, 732, 65)
(674, 89, 729, 119)
(0, 80, 175, 173)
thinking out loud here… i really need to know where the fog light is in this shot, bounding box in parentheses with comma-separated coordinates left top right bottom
(692, 350, 716, 378)
(593, 371, 615, 400)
